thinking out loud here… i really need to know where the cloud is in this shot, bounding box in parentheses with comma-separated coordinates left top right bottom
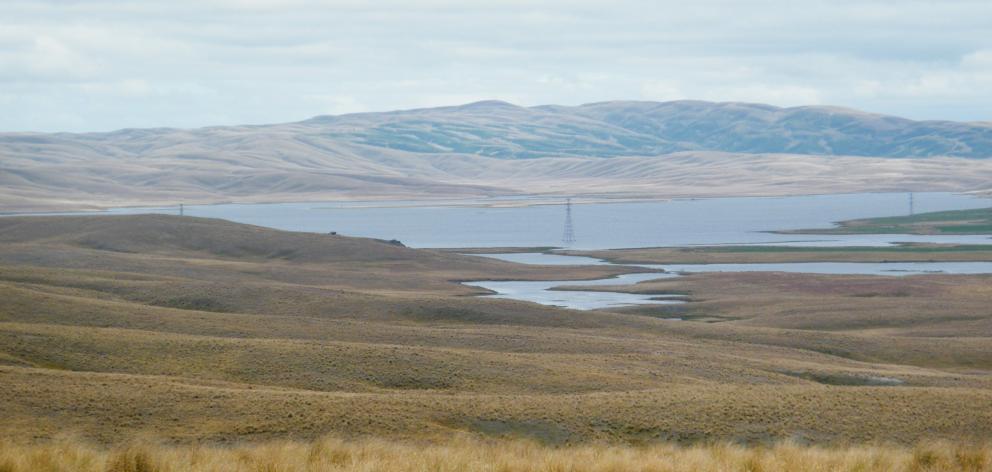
(76, 79, 152, 97)
(0, 35, 97, 81)
(704, 85, 823, 106)
(962, 50, 992, 69)
(304, 94, 368, 115)
(1, 0, 991, 131)
(640, 80, 684, 102)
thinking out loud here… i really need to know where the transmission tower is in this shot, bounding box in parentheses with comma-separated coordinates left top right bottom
(908, 192, 914, 216)
(561, 198, 575, 245)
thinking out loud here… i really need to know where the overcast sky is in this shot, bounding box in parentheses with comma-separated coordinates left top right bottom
(3, 0, 991, 132)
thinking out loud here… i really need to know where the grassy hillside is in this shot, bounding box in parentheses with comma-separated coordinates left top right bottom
(1, 215, 991, 452)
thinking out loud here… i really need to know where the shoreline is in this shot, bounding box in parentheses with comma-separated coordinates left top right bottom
(5, 189, 989, 216)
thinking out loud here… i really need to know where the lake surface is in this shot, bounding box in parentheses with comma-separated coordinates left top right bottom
(466, 252, 992, 310)
(476, 252, 992, 275)
(101, 192, 992, 249)
(467, 272, 684, 310)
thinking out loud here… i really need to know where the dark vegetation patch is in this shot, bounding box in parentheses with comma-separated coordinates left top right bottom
(780, 370, 905, 386)
(783, 207, 992, 236)
(463, 419, 575, 445)
(149, 296, 233, 313)
(703, 244, 992, 253)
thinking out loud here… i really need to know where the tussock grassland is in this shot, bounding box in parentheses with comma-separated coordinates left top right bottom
(1, 437, 991, 472)
(2, 215, 992, 451)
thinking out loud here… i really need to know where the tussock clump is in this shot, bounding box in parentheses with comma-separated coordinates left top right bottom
(0, 437, 990, 472)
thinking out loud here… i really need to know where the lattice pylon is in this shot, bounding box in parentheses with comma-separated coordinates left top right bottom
(562, 198, 575, 245)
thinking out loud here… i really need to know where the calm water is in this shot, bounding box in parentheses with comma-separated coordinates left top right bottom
(467, 272, 684, 310)
(101, 192, 992, 249)
(475, 252, 992, 275)
(466, 253, 992, 310)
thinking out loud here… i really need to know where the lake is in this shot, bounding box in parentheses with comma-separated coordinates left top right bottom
(102, 192, 992, 249)
(19, 191, 992, 310)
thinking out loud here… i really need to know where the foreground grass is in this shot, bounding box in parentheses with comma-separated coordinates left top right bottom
(2, 436, 990, 472)
(3, 215, 992, 448)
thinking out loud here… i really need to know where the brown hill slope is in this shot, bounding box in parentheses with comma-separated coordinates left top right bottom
(1, 215, 991, 446)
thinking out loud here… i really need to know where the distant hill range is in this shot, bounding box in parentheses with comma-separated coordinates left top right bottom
(305, 100, 992, 159)
(2, 100, 992, 212)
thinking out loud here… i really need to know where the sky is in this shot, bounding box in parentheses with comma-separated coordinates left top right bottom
(2, 0, 991, 132)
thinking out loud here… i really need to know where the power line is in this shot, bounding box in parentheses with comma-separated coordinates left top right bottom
(562, 198, 575, 245)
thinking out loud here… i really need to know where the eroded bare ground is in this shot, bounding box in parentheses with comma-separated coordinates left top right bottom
(0, 215, 991, 446)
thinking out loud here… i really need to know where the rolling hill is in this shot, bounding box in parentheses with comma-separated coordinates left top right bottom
(3, 100, 992, 212)
(2, 215, 992, 449)
(305, 100, 992, 159)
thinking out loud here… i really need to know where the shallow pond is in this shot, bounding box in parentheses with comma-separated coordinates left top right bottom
(466, 253, 992, 310)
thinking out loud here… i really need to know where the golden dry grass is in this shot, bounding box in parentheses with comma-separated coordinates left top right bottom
(1, 436, 990, 472)
(1, 215, 991, 449)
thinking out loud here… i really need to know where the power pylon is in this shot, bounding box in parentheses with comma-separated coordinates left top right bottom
(562, 198, 575, 245)
(909, 192, 914, 216)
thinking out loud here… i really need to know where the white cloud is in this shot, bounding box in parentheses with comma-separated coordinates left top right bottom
(76, 79, 152, 97)
(703, 85, 823, 106)
(1, 0, 991, 131)
(0, 35, 99, 81)
(640, 80, 684, 102)
(962, 50, 992, 69)
(304, 94, 368, 115)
